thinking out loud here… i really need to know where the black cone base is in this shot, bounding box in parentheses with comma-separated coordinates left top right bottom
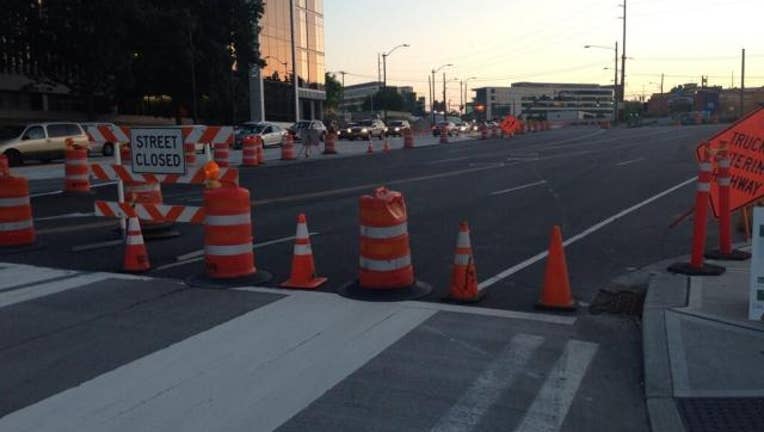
(667, 262, 726, 276)
(339, 280, 432, 302)
(704, 249, 751, 261)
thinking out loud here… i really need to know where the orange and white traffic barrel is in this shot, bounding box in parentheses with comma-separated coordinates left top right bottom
(256, 137, 266, 165)
(439, 126, 449, 144)
(64, 138, 90, 193)
(0, 173, 35, 247)
(214, 141, 230, 167)
(281, 134, 296, 160)
(403, 128, 415, 149)
(358, 187, 414, 289)
(203, 185, 255, 279)
(323, 131, 338, 155)
(241, 135, 260, 167)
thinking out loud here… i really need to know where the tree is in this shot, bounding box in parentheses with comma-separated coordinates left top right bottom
(325, 72, 342, 110)
(362, 87, 403, 111)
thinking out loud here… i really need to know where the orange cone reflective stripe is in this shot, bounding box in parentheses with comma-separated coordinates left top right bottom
(281, 213, 327, 289)
(537, 225, 576, 310)
(123, 216, 150, 272)
(447, 221, 484, 302)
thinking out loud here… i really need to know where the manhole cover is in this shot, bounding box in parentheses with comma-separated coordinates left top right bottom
(678, 398, 764, 432)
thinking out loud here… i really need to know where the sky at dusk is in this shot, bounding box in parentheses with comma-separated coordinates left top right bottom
(324, 0, 763, 105)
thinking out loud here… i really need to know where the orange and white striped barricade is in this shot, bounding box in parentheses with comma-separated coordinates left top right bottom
(64, 138, 91, 193)
(91, 163, 239, 186)
(403, 128, 415, 149)
(0, 172, 35, 247)
(323, 132, 338, 155)
(241, 135, 260, 167)
(95, 201, 206, 224)
(281, 134, 296, 160)
(339, 187, 431, 301)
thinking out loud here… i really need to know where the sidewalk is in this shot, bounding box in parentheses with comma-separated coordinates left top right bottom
(643, 256, 764, 432)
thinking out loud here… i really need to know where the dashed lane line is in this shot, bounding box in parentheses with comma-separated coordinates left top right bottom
(490, 180, 548, 196)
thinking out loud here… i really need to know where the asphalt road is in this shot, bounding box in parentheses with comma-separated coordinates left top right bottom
(7, 124, 723, 312)
(1, 124, 729, 431)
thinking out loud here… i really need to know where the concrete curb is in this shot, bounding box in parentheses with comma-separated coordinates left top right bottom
(642, 272, 688, 432)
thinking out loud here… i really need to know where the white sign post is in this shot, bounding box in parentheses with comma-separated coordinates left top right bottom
(748, 208, 764, 320)
(130, 128, 186, 175)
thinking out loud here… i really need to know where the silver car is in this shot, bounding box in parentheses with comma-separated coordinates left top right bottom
(235, 122, 287, 149)
(0, 122, 89, 166)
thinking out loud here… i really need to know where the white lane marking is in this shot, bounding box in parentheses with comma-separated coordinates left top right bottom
(615, 157, 645, 167)
(479, 176, 697, 289)
(35, 212, 95, 222)
(400, 301, 576, 326)
(430, 334, 545, 432)
(0, 264, 79, 291)
(157, 233, 319, 271)
(0, 271, 149, 308)
(30, 181, 117, 198)
(72, 239, 124, 252)
(490, 180, 548, 196)
(0, 294, 435, 432)
(514, 340, 598, 432)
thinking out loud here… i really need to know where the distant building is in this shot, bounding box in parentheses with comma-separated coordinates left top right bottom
(472, 82, 615, 121)
(251, 0, 326, 123)
(646, 84, 764, 120)
(339, 81, 416, 112)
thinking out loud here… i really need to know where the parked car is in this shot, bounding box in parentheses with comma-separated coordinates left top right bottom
(235, 122, 288, 148)
(345, 119, 386, 140)
(432, 121, 458, 137)
(289, 120, 327, 142)
(0, 122, 89, 166)
(339, 123, 357, 140)
(386, 120, 410, 137)
(81, 122, 118, 156)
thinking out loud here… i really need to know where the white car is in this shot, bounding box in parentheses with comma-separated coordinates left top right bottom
(235, 122, 288, 148)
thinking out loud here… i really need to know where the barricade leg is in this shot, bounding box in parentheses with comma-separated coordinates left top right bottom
(705, 153, 751, 261)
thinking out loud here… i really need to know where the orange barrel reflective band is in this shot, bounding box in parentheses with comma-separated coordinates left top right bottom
(0, 175, 35, 246)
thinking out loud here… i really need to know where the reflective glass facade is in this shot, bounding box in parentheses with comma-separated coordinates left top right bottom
(259, 0, 325, 122)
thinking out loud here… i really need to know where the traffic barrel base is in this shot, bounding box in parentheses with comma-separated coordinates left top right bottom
(338, 280, 432, 302)
(704, 249, 751, 261)
(186, 270, 273, 289)
(667, 262, 726, 276)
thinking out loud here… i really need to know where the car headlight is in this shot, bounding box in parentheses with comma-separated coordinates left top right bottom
(395, 127, 400, 132)
(346, 128, 351, 133)
(362, 128, 368, 133)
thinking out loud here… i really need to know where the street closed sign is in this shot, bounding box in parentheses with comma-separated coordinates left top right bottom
(130, 128, 186, 174)
(697, 107, 764, 217)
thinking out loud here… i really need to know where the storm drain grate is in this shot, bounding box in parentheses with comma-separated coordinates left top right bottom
(589, 289, 645, 316)
(677, 398, 764, 432)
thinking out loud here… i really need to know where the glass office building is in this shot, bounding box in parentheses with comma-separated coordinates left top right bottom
(253, 0, 326, 123)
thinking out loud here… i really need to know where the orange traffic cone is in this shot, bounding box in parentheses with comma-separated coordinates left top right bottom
(536, 225, 576, 310)
(281, 213, 327, 289)
(123, 216, 150, 272)
(367, 138, 375, 154)
(446, 221, 485, 302)
(383, 138, 391, 153)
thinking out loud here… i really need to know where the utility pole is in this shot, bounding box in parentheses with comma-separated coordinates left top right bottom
(377, 54, 381, 84)
(620, 0, 627, 120)
(741, 48, 746, 118)
(428, 75, 432, 120)
(339, 70, 347, 114)
(614, 41, 619, 124)
(660, 73, 664, 95)
(459, 80, 463, 115)
(443, 73, 447, 119)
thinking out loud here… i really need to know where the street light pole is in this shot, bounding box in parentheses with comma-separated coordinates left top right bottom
(585, 44, 619, 124)
(620, 0, 627, 120)
(431, 63, 453, 124)
(381, 43, 409, 121)
(463, 76, 477, 116)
